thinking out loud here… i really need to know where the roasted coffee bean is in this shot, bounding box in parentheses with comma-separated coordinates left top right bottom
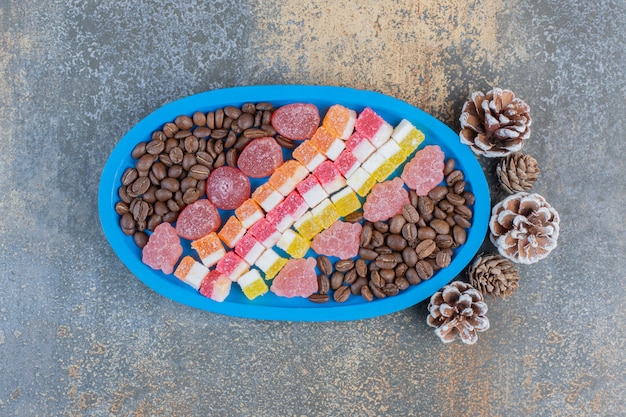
(344, 211, 363, 223)
(369, 262, 381, 272)
(417, 195, 434, 215)
(155, 188, 173, 202)
(395, 262, 408, 278)
(462, 191, 475, 206)
(435, 234, 455, 249)
(335, 259, 355, 272)
(443, 158, 455, 176)
(121, 168, 139, 186)
(351, 276, 368, 295)
(359, 247, 378, 260)
(402, 246, 418, 267)
(120, 213, 136, 235)
(223, 131, 237, 149)
(152, 130, 165, 142)
(275, 135, 295, 149)
(415, 260, 434, 280)
(146, 139, 165, 155)
(162, 211, 178, 223)
(153, 201, 169, 217)
(453, 225, 467, 245)
(374, 221, 389, 233)
(361, 285, 375, 301)
(183, 136, 199, 154)
(261, 110, 272, 125)
(446, 192, 465, 206)
(330, 272, 344, 290)
(164, 138, 179, 152)
(317, 274, 330, 294)
(401, 223, 417, 242)
(131, 177, 151, 196)
(193, 126, 212, 138)
(453, 180, 466, 195)
(136, 154, 156, 172)
(159, 153, 173, 167)
(205, 111, 215, 129)
(237, 112, 254, 130)
(181, 153, 196, 172)
(243, 128, 267, 139)
(395, 276, 410, 291)
(334, 286, 351, 303)
(233, 135, 251, 151)
(174, 190, 184, 207)
(169, 147, 183, 165)
(415, 239, 437, 259)
(405, 268, 421, 285)
(380, 268, 395, 283)
(438, 199, 455, 213)
(253, 102, 272, 111)
(382, 283, 399, 296)
(455, 204, 473, 219)
(132, 200, 150, 222)
(160, 177, 180, 193)
(226, 148, 238, 167)
(167, 199, 181, 212)
(387, 234, 407, 251)
(430, 219, 450, 235)
(409, 189, 419, 208)
(370, 230, 385, 248)
(182, 188, 203, 205)
(375, 254, 398, 270)
(375, 246, 393, 255)
(174, 129, 192, 140)
(389, 215, 406, 234)
(143, 186, 157, 203)
(222, 117, 233, 130)
(261, 124, 277, 136)
(163, 122, 178, 137)
(211, 139, 223, 155)
(192, 111, 207, 127)
(370, 270, 384, 288)
(115, 201, 130, 216)
(417, 226, 437, 240)
(428, 185, 448, 201)
(214, 108, 224, 128)
(436, 251, 451, 268)
(147, 214, 162, 231)
(254, 110, 263, 127)
(446, 169, 464, 186)
(174, 115, 193, 130)
(317, 256, 332, 275)
(195, 151, 214, 168)
(360, 223, 373, 247)
(309, 293, 330, 303)
(131, 142, 147, 159)
(344, 269, 358, 285)
(213, 153, 226, 168)
(133, 231, 149, 248)
(453, 214, 471, 229)
(209, 129, 227, 140)
(433, 206, 447, 220)
(355, 259, 368, 277)
(402, 204, 420, 224)
(180, 176, 197, 193)
(224, 105, 242, 120)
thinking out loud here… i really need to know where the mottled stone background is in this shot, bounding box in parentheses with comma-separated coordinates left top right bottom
(1, 0, 624, 416)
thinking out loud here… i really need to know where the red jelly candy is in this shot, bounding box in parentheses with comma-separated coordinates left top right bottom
(271, 103, 320, 140)
(311, 220, 362, 259)
(363, 177, 410, 222)
(206, 166, 251, 210)
(401, 145, 445, 195)
(270, 257, 318, 298)
(175, 199, 221, 240)
(141, 222, 183, 274)
(237, 137, 284, 178)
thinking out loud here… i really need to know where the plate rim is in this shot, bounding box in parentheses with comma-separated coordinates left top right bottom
(98, 84, 490, 321)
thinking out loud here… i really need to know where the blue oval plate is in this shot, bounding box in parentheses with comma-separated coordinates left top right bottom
(98, 85, 489, 321)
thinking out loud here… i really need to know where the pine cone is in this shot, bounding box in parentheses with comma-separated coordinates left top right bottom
(496, 152, 540, 193)
(459, 88, 531, 157)
(489, 192, 560, 264)
(426, 281, 490, 345)
(468, 253, 520, 298)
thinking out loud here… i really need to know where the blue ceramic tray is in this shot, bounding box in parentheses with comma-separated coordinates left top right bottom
(98, 85, 489, 321)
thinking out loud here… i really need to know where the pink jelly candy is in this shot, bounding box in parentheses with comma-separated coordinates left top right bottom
(237, 137, 284, 178)
(401, 145, 445, 195)
(311, 220, 362, 259)
(175, 199, 221, 240)
(141, 222, 183, 274)
(271, 103, 321, 140)
(270, 257, 318, 298)
(363, 177, 410, 222)
(206, 166, 251, 210)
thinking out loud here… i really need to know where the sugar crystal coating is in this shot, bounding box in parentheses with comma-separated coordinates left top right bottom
(141, 222, 182, 275)
(270, 257, 318, 298)
(175, 199, 221, 241)
(401, 145, 445, 195)
(311, 220, 362, 259)
(199, 270, 232, 302)
(271, 103, 320, 140)
(206, 166, 250, 210)
(363, 177, 410, 222)
(237, 137, 284, 178)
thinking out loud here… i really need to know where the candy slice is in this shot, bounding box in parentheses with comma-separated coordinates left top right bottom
(237, 269, 269, 300)
(330, 187, 362, 217)
(175, 199, 221, 241)
(346, 167, 377, 197)
(235, 198, 265, 229)
(216, 251, 250, 282)
(254, 248, 288, 280)
(251, 182, 284, 213)
(313, 160, 346, 195)
(322, 104, 357, 140)
(234, 233, 266, 265)
(293, 211, 324, 241)
(218, 216, 246, 248)
(206, 166, 251, 210)
(311, 198, 341, 230)
(265, 198, 295, 233)
(375, 140, 405, 180)
(311, 221, 362, 259)
(361, 151, 388, 181)
(199, 270, 232, 302)
(276, 229, 310, 258)
(270, 257, 318, 298)
(237, 136, 284, 178)
(401, 145, 445, 195)
(292, 140, 327, 172)
(391, 119, 425, 157)
(310, 126, 345, 161)
(174, 256, 209, 290)
(354, 107, 393, 147)
(346, 131, 376, 163)
(333, 149, 360, 179)
(363, 177, 411, 222)
(271, 103, 320, 140)
(296, 175, 328, 209)
(248, 218, 281, 248)
(141, 223, 182, 275)
(282, 191, 308, 221)
(268, 160, 309, 197)
(191, 232, 226, 268)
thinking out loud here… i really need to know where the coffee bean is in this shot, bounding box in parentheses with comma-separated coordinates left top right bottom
(402, 204, 420, 224)
(213, 153, 226, 168)
(167, 199, 181, 212)
(317, 274, 330, 294)
(147, 214, 162, 231)
(360, 223, 373, 247)
(254, 111, 263, 127)
(174, 115, 193, 130)
(374, 221, 389, 233)
(417, 226, 436, 240)
(133, 231, 149, 248)
(436, 251, 451, 268)
(136, 154, 156, 172)
(182, 188, 203, 205)
(355, 259, 367, 277)
(380, 268, 395, 283)
(120, 213, 136, 235)
(443, 158, 455, 176)
(212, 139, 224, 155)
(193, 126, 212, 138)
(333, 286, 351, 302)
(446, 169, 464, 186)
(369, 282, 387, 298)
(160, 177, 180, 193)
(223, 105, 242, 120)
(359, 247, 378, 261)
(233, 135, 251, 151)
(405, 268, 421, 285)
(236, 112, 254, 130)
(383, 283, 399, 296)
(214, 108, 224, 129)
(146, 139, 165, 155)
(131, 177, 151, 195)
(317, 255, 332, 275)
(430, 218, 450, 235)
(415, 239, 437, 259)
(415, 260, 434, 280)
(389, 215, 406, 234)
(428, 185, 448, 201)
(344, 211, 363, 223)
(308, 293, 330, 303)
(169, 147, 184, 165)
(131, 142, 147, 159)
(435, 234, 455, 249)
(409, 189, 419, 208)
(155, 189, 173, 202)
(395, 276, 410, 291)
(195, 151, 214, 168)
(375, 246, 393, 255)
(226, 148, 238, 167)
(351, 276, 368, 295)
(275, 135, 295, 149)
(205, 111, 215, 129)
(361, 285, 374, 301)
(438, 199, 455, 213)
(417, 195, 434, 215)
(453, 180, 466, 195)
(255, 102, 274, 111)
(330, 272, 344, 290)
(163, 122, 178, 138)
(162, 211, 178, 223)
(387, 234, 407, 251)
(174, 130, 192, 140)
(401, 223, 417, 242)
(395, 262, 408, 278)
(164, 138, 179, 153)
(375, 253, 398, 269)
(402, 246, 418, 267)
(344, 269, 357, 285)
(452, 225, 467, 245)
(121, 168, 138, 186)
(370, 270, 384, 288)
(192, 111, 206, 127)
(433, 206, 447, 220)
(132, 200, 150, 222)
(446, 192, 465, 206)
(462, 191, 475, 206)
(243, 128, 267, 139)
(183, 136, 199, 154)
(455, 204, 473, 219)
(453, 214, 471, 229)
(335, 259, 355, 272)
(370, 230, 385, 248)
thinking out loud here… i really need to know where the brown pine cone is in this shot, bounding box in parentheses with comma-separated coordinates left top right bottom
(496, 152, 540, 193)
(468, 253, 520, 298)
(426, 281, 490, 345)
(459, 88, 531, 157)
(489, 192, 560, 264)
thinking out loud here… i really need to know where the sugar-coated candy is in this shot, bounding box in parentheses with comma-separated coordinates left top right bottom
(266, 198, 296, 233)
(237, 269, 269, 300)
(346, 167, 377, 197)
(313, 160, 346, 195)
(234, 233, 266, 265)
(334, 149, 360, 179)
(199, 270, 232, 302)
(310, 126, 345, 161)
(206, 166, 250, 210)
(254, 248, 288, 280)
(237, 136, 284, 178)
(311, 220, 362, 259)
(330, 187, 362, 217)
(323, 104, 357, 140)
(235, 198, 265, 229)
(375, 140, 405, 180)
(292, 140, 327, 172)
(354, 107, 393, 148)
(268, 160, 309, 197)
(361, 151, 388, 181)
(271, 103, 320, 140)
(216, 251, 250, 282)
(251, 182, 284, 213)
(218, 216, 246, 248)
(175, 199, 221, 241)
(174, 256, 209, 290)
(391, 119, 425, 157)
(270, 257, 318, 298)
(363, 177, 411, 222)
(401, 145, 445, 195)
(141, 223, 182, 275)
(346, 131, 376, 163)
(293, 212, 324, 241)
(311, 198, 341, 230)
(191, 232, 226, 268)
(276, 229, 310, 258)
(248, 218, 281, 248)
(296, 174, 328, 209)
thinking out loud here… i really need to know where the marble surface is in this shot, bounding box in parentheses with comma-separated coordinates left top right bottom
(1, 1, 624, 415)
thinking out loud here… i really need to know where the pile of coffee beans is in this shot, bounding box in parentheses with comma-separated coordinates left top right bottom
(115, 102, 298, 248)
(308, 159, 475, 303)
